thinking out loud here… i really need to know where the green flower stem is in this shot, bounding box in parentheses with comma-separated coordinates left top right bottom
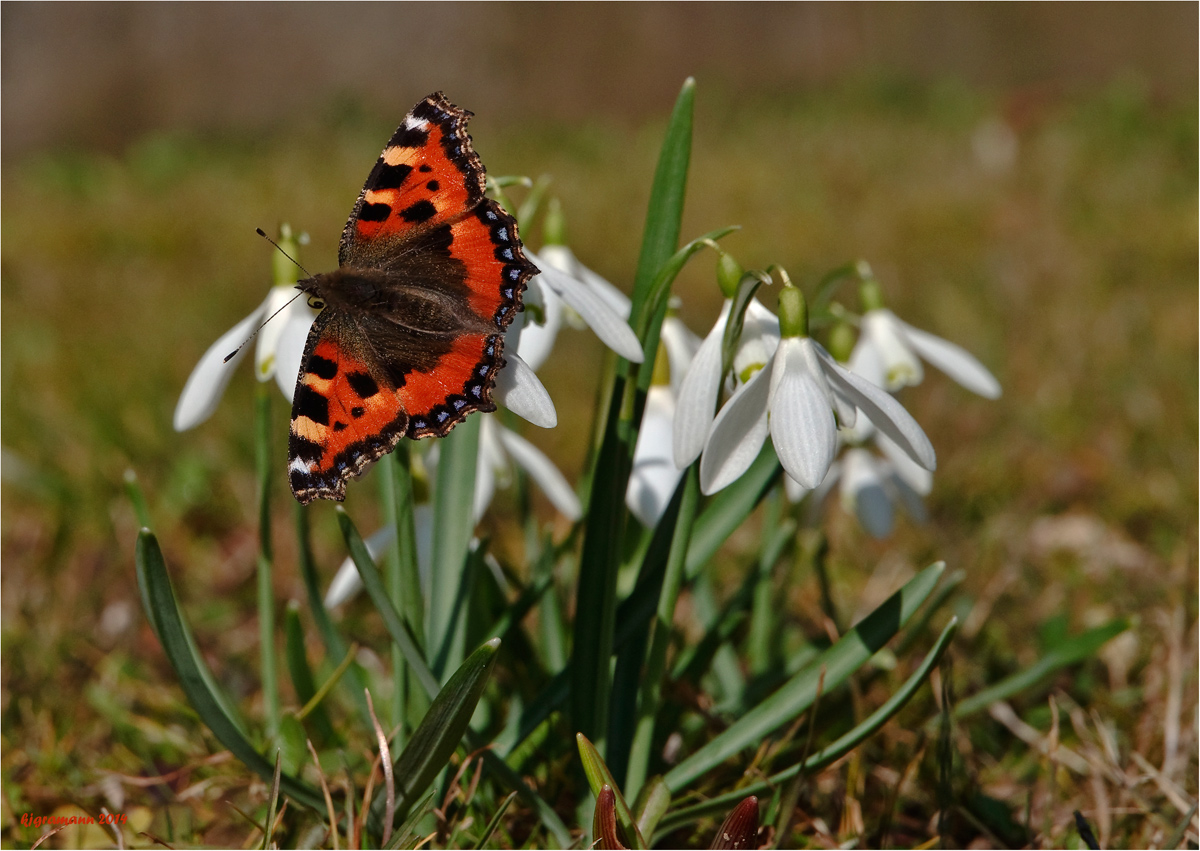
(571, 79, 696, 752)
(624, 466, 700, 801)
(381, 447, 426, 736)
(429, 414, 480, 680)
(294, 502, 372, 726)
(255, 382, 279, 736)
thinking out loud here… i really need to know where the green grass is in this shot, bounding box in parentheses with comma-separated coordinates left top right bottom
(2, 75, 1196, 848)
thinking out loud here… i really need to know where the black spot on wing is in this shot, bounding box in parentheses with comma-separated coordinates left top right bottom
(426, 180, 439, 191)
(294, 384, 329, 426)
(308, 354, 338, 380)
(391, 125, 429, 148)
(346, 371, 380, 399)
(371, 163, 413, 191)
(400, 200, 437, 223)
(359, 202, 391, 223)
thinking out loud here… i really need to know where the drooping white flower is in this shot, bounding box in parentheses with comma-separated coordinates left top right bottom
(784, 421, 932, 539)
(474, 416, 581, 524)
(699, 287, 936, 496)
(523, 246, 644, 363)
(850, 307, 1001, 399)
(672, 299, 780, 469)
(174, 284, 317, 431)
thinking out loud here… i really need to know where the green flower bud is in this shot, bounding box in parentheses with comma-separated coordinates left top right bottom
(717, 251, 743, 299)
(827, 319, 857, 362)
(543, 197, 567, 246)
(777, 285, 809, 338)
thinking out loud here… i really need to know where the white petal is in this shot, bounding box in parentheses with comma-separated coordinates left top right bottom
(659, 315, 703, 395)
(875, 429, 933, 495)
(536, 244, 633, 319)
(255, 286, 305, 381)
(673, 300, 732, 468)
(527, 253, 643, 362)
(815, 345, 937, 472)
(841, 448, 894, 539)
(627, 385, 683, 526)
(495, 352, 558, 428)
(898, 319, 1002, 399)
(863, 309, 923, 391)
(768, 338, 839, 489)
(325, 525, 397, 608)
(272, 305, 317, 402)
(578, 261, 633, 319)
(497, 423, 582, 520)
(509, 276, 563, 373)
(474, 417, 507, 522)
(783, 472, 812, 504)
(887, 464, 929, 522)
(173, 304, 265, 431)
(699, 356, 773, 495)
(848, 336, 888, 390)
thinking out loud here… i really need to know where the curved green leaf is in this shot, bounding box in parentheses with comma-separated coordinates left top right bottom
(134, 529, 324, 811)
(663, 562, 946, 792)
(336, 507, 440, 698)
(577, 733, 647, 849)
(953, 617, 1129, 719)
(371, 638, 500, 827)
(656, 616, 958, 835)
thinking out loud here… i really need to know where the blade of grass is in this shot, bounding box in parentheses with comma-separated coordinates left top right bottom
(295, 502, 372, 725)
(607, 472, 690, 788)
(135, 529, 324, 810)
(624, 467, 700, 801)
(380, 446, 426, 736)
(337, 507, 440, 698)
(663, 562, 946, 792)
(472, 791, 518, 851)
(283, 601, 337, 745)
(255, 384, 279, 737)
(952, 618, 1129, 719)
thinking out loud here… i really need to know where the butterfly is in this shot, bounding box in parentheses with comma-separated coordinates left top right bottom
(287, 92, 538, 505)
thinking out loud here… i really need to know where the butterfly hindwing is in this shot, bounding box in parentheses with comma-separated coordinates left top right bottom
(288, 311, 408, 504)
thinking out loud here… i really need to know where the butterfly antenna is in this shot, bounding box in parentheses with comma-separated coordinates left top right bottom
(222, 288, 310, 363)
(256, 227, 313, 278)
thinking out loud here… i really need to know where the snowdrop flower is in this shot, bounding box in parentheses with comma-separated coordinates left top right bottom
(174, 227, 318, 432)
(474, 416, 581, 524)
(849, 274, 1001, 399)
(673, 288, 781, 469)
(626, 309, 702, 526)
(785, 429, 931, 539)
(174, 283, 317, 431)
(699, 285, 936, 496)
(522, 247, 644, 364)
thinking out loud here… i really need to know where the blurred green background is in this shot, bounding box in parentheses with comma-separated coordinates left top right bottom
(2, 3, 1196, 847)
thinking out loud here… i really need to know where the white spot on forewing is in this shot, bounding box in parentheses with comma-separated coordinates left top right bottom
(403, 115, 429, 131)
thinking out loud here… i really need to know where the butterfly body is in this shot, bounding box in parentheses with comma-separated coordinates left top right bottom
(287, 93, 537, 505)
